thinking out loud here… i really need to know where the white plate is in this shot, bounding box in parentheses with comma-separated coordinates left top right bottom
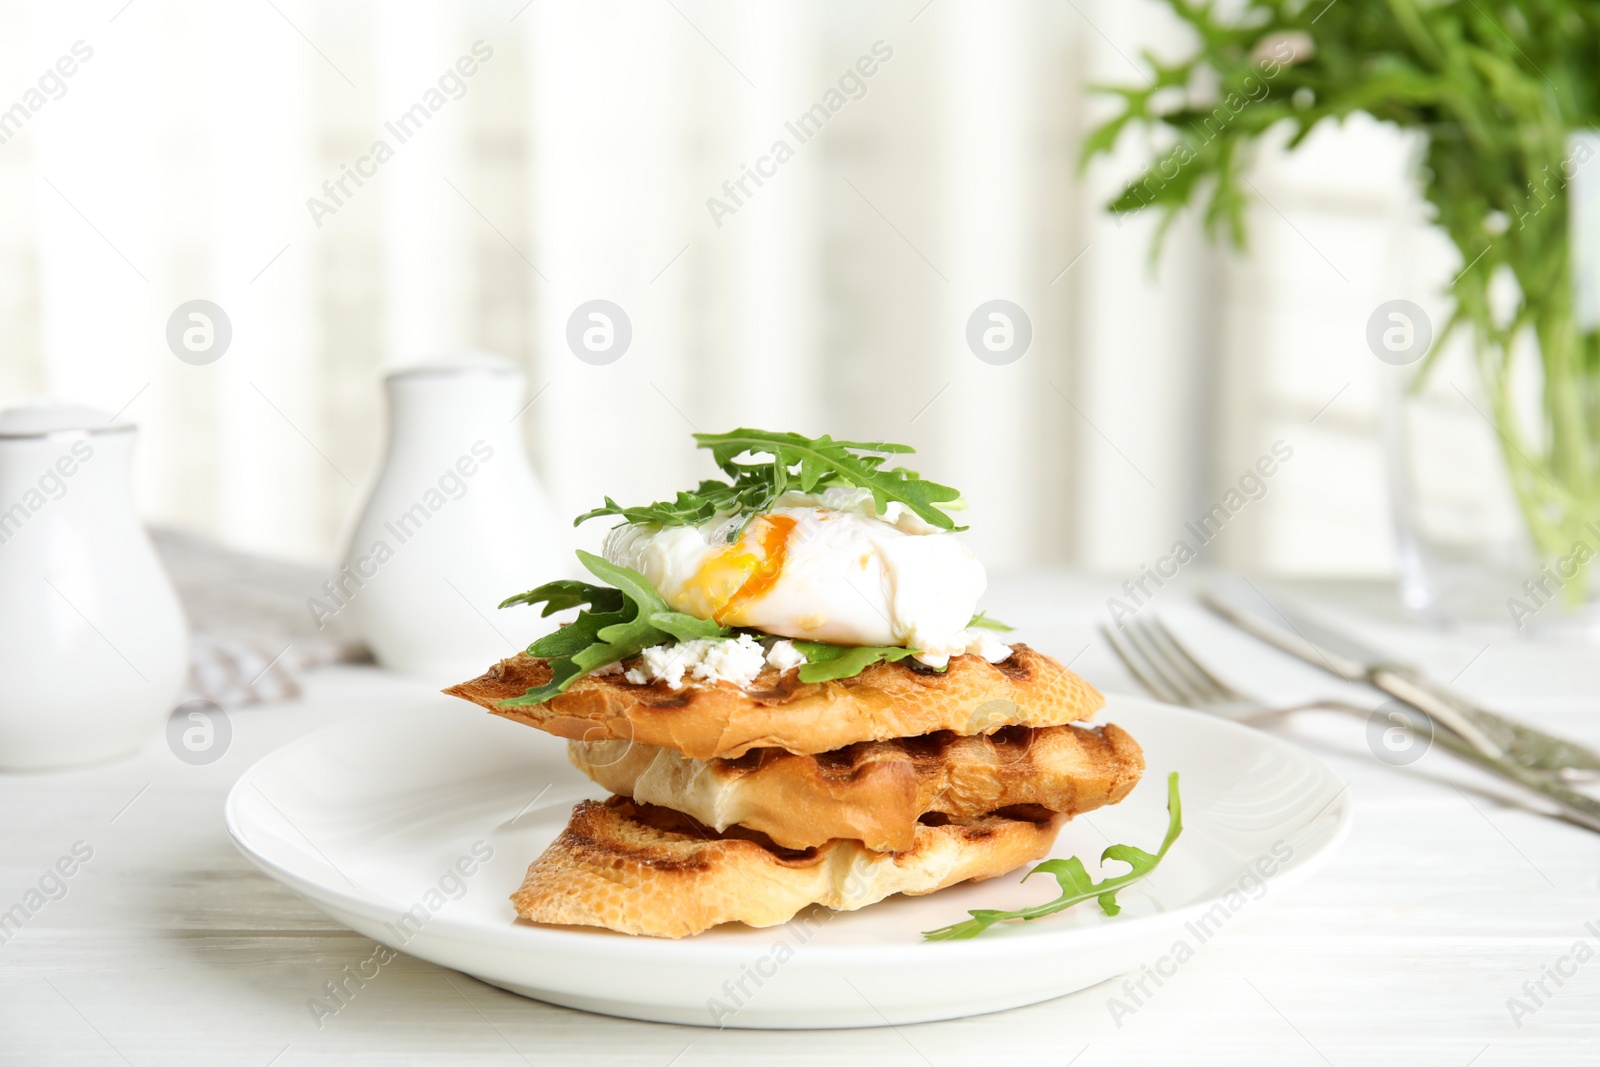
(226, 695, 1349, 1029)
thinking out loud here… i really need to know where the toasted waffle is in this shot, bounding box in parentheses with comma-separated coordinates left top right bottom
(511, 796, 1063, 938)
(568, 722, 1143, 852)
(446, 644, 1103, 760)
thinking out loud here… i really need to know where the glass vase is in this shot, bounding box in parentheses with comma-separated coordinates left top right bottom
(1385, 353, 1600, 636)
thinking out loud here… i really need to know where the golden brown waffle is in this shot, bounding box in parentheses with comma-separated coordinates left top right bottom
(446, 644, 1104, 760)
(511, 796, 1064, 938)
(568, 722, 1144, 852)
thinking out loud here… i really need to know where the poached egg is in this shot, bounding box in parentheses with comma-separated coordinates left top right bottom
(602, 487, 1003, 667)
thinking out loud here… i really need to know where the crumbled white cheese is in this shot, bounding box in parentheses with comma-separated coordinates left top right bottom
(591, 661, 624, 676)
(623, 633, 769, 690)
(913, 627, 1013, 669)
(765, 638, 807, 673)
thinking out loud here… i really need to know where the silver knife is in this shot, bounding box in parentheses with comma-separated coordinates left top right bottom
(1201, 583, 1600, 777)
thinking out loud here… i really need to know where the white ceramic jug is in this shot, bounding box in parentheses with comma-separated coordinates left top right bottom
(339, 353, 565, 683)
(0, 401, 188, 770)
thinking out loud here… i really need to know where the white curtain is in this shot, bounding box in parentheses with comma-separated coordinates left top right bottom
(0, 0, 1443, 578)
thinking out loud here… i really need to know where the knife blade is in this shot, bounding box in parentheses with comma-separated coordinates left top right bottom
(1201, 583, 1600, 776)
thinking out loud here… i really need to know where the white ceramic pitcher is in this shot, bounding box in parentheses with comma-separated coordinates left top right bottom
(0, 401, 188, 770)
(339, 353, 565, 683)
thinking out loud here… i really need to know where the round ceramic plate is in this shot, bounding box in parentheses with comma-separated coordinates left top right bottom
(226, 694, 1349, 1029)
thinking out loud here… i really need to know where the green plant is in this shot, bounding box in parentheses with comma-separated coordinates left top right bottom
(576, 429, 965, 538)
(1084, 0, 1600, 588)
(923, 773, 1183, 940)
(497, 551, 731, 705)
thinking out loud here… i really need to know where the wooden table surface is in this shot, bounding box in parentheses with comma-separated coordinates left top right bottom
(3, 573, 1599, 1065)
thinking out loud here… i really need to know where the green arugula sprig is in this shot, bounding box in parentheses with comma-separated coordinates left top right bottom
(793, 615, 1009, 682)
(576, 429, 965, 540)
(922, 773, 1183, 941)
(966, 611, 1013, 632)
(497, 550, 729, 707)
(575, 479, 769, 531)
(494, 553, 945, 700)
(792, 641, 920, 684)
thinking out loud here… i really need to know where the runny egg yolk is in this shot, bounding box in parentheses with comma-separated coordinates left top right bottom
(683, 514, 797, 625)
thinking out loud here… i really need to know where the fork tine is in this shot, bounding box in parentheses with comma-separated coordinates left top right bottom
(1132, 614, 1228, 703)
(1143, 616, 1237, 704)
(1105, 621, 1210, 706)
(1099, 623, 1184, 705)
(1123, 618, 1211, 707)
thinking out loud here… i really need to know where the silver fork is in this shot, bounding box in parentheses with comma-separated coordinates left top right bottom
(1101, 614, 1600, 836)
(1100, 615, 1366, 724)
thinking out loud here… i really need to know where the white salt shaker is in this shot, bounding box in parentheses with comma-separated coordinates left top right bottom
(0, 401, 188, 769)
(338, 353, 565, 683)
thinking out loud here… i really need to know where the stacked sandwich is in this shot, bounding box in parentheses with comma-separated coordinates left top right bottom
(446, 430, 1144, 938)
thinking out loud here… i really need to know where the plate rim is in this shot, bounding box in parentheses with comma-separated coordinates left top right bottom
(225, 692, 1351, 962)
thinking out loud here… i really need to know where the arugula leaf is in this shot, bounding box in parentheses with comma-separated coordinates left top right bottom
(700, 429, 963, 532)
(499, 579, 623, 617)
(967, 611, 1014, 632)
(574, 552, 674, 615)
(792, 640, 920, 683)
(576, 429, 965, 540)
(573, 481, 752, 529)
(498, 579, 630, 662)
(497, 551, 731, 706)
(922, 773, 1183, 941)
(646, 611, 727, 643)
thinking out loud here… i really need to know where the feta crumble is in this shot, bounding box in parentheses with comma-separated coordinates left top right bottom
(913, 627, 1013, 669)
(623, 633, 769, 690)
(612, 630, 1004, 690)
(764, 639, 807, 673)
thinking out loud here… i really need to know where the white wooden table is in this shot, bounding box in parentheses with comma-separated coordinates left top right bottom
(3, 572, 1598, 1065)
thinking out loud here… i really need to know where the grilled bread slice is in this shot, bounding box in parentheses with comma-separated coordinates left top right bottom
(568, 723, 1143, 852)
(512, 796, 1063, 938)
(446, 644, 1103, 760)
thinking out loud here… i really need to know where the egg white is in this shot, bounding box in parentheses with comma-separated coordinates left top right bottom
(602, 494, 994, 666)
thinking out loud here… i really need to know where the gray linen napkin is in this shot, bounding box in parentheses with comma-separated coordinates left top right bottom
(152, 527, 370, 708)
